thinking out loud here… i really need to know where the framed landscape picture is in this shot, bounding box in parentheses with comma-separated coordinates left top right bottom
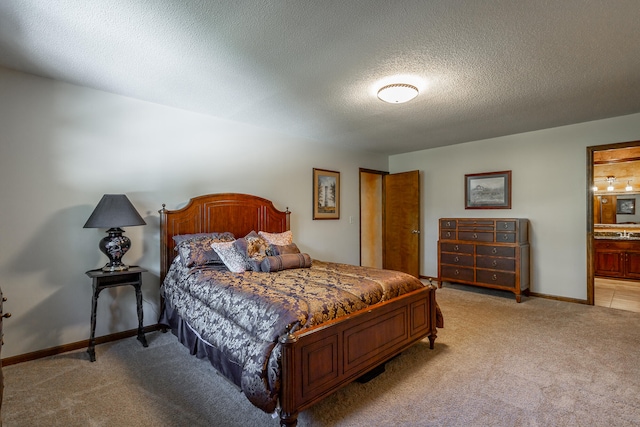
(313, 168, 340, 219)
(617, 198, 635, 215)
(465, 170, 512, 209)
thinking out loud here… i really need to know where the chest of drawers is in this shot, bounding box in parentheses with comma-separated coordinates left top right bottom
(438, 218, 530, 302)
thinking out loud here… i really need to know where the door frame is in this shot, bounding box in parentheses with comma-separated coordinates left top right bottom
(587, 139, 640, 305)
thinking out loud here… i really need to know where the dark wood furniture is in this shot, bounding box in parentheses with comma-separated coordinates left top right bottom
(86, 267, 148, 362)
(594, 239, 640, 279)
(159, 193, 439, 427)
(0, 288, 9, 426)
(438, 218, 530, 302)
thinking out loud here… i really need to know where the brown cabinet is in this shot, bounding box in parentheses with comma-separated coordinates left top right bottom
(438, 218, 530, 302)
(594, 239, 640, 279)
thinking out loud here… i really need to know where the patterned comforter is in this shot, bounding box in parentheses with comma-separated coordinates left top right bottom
(160, 257, 427, 413)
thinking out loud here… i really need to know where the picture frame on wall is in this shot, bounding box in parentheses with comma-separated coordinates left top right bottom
(617, 198, 635, 215)
(313, 168, 340, 219)
(465, 170, 512, 209)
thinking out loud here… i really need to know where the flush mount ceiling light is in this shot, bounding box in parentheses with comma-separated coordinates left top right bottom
(377, 83, 419, 104)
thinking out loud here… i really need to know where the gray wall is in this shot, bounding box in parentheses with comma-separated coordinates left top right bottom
(0, 67, 388, 358)
(3, 64, 640, 360)
(390, 113, 640, 300)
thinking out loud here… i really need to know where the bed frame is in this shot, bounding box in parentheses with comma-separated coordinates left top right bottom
(159, 193, 438, 427)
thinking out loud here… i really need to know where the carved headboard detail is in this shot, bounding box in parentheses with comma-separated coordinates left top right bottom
(159, 193, 290, 282)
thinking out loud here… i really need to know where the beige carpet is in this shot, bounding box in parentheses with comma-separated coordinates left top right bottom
(3, 284, 640, 427)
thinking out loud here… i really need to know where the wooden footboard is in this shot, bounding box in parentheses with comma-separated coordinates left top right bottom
(278, 284, 437, 427)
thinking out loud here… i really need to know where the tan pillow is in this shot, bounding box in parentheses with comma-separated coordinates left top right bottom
(234, 231, 270, 271)
(258, 230, 293, 246)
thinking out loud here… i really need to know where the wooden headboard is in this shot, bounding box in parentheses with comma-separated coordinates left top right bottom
(159, 193, 290, 282)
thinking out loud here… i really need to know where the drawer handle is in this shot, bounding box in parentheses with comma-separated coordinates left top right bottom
(446, 231, 451, 237)
(454, 269, 459, 275)
(454, 245, 459, 251)
(454, 256, 460, 262)
(446, 221, 451, 226)
(473, 233, 478, 239)
(492, 260, 497, 267)
(503, 223, 509, 229)
(502, 234, 509, 240)
(492, 274, 497, 281)
(492, 247, 497, 254)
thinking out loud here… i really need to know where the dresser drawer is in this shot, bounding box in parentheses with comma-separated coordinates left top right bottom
(476, 270, 516, 288)
(458, 231, 494, 242)
(441, 252, 474, 267)
(440, 219, 457, 229)
(440, 229, 457, 240)
(495, 232, 516, 243)
(440, 265, 474, 282)
(458, 219, 494, 227)
(496, 221, 516, 231)
(476, 256, 515, 271)
(459, 225, 494, 232)
(440, 242, 474, 254)
(476, 245, 515, 257)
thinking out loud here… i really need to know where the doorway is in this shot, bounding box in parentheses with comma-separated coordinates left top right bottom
(359, 169, 421, 277)
(588, 140, 640, 312)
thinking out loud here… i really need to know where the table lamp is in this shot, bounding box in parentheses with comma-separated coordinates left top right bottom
(84, 194, 146, 272)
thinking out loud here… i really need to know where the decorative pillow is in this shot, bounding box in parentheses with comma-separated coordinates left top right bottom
(266, 243, 301, 256)
(234, 231, 270, 271)
(172, 232, 234, 246)
(175, 234, 235, 267)
(258, 230, 293, 246)
(260, 253, 312, 272)
(211, 241, 247, 273)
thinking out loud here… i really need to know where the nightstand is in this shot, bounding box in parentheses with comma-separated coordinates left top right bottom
(85, 266, 149, 362)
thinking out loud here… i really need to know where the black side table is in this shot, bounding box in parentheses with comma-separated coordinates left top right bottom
(85, 266, 149, 362)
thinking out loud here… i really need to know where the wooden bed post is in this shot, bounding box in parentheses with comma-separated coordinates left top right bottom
(279, 331, 298, 427)
(159, 204, 168, 283)
(158, 204, 168, 325)
(428, 282, 438, 349)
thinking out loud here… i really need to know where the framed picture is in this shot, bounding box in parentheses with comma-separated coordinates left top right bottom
(465, 170, 512, 209)
(617, 198, 635, 215)
(313, 168, 340, 219)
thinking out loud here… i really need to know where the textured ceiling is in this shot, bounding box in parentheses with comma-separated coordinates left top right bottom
(1, 1, 639, 155)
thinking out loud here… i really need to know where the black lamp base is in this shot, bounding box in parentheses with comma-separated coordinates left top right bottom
(99, 228, 132, 272)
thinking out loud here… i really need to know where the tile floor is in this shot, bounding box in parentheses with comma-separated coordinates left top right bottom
(594, 277, 640, 313)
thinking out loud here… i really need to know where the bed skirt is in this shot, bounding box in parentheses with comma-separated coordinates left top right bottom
(160, 301, 245, 390)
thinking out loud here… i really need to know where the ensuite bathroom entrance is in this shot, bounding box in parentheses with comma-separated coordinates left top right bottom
(590, 141, 640, 313)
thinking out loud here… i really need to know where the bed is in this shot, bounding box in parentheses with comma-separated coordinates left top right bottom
(158, 193, 441, 427)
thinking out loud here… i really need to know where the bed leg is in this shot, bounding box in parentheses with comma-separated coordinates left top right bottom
(429, 334, 436, 349)
(279, 412, 298, 427)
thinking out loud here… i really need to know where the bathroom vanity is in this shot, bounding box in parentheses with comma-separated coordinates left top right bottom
(594, 226, 640, 279)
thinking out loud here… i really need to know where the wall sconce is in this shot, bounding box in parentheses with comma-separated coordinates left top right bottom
(626, 180, 633, 191)
(606, 176, 615, 192)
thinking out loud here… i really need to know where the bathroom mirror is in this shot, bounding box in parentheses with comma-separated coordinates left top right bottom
(593, 148, 640, 227)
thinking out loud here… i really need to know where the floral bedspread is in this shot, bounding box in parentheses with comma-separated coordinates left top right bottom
(161, 258, 428, 413)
